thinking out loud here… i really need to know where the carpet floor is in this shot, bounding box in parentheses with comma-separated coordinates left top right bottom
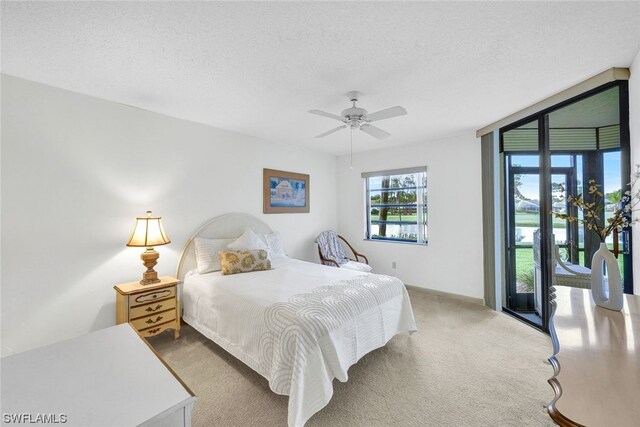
(150, 289, 555, 427)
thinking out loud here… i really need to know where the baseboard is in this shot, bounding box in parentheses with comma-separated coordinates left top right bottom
(405, 284, 485, 306)
(1, 344, 16, 357)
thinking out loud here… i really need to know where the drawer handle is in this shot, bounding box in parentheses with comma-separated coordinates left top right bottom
(146, 316, 163, 325)
(147, 327, 161, 334)
(146, 304, 163, 313)
(135, 289, 171, 304)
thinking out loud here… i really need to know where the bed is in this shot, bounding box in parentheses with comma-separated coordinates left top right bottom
(176, 213, 417, 427)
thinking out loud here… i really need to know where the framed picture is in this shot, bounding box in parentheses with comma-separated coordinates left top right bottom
(263, 168, 310, 214)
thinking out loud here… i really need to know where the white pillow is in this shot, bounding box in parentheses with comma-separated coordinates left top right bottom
(342, 260, 373, 272)
(227, 228, 268, 252)
(263, 232, 287, 258)
(194, 237, 235, 274)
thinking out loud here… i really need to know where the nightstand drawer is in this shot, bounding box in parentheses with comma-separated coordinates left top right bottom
(138, 321, 176, 338)
(131, 310, 176, 331)
(130, 298, 176, 320)
(115, 276, 181, 340)
(130, 287, 176, 308)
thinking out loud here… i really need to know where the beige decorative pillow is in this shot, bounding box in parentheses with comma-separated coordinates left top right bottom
(219, 249, 272, 275)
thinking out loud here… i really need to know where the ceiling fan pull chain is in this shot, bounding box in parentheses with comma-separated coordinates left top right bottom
(350, 127, 354, 169)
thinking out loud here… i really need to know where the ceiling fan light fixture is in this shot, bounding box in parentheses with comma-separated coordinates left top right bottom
(309, 91, 407, 140)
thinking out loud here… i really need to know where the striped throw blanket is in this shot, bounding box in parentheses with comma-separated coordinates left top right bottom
(315, 230, 348, 266)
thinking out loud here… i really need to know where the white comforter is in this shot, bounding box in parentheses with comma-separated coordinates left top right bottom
(182, 257, 417, 426)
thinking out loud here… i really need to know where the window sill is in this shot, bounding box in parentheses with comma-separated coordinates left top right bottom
(364, 238, 428, 246)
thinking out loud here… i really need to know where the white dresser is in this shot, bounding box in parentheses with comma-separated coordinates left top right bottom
(1, 324, 195, 427)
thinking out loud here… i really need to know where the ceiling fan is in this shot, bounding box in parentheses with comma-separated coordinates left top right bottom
(309, 91, 407, 140)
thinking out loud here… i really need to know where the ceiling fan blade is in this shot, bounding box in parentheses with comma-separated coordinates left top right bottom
(315, 125, 347, 138)
(360, 124, 390, 140)
(308, 109, 344, 121)
(366, 106, 407, 122)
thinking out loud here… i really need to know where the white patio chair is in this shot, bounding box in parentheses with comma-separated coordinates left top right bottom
(533, 229, 591, 288)
(533, 229, 591, 313)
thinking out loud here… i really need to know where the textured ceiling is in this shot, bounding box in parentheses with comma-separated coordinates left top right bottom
(2, 2, 640, 155)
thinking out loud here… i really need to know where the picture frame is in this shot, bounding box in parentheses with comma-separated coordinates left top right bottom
(263, 168, 310, 214)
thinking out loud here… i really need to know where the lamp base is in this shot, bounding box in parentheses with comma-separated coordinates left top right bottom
(139, 248, 161, 285)
(140, 275, 161, 286)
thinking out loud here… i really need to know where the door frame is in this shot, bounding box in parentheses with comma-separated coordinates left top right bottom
(505, 165, 577, 315)
(499, 80, 632, 332)
(505, 164, 538, 313)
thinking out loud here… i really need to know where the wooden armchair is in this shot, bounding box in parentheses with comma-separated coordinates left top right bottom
(315, 231, 371, 272)
(318, 235, 369, 267)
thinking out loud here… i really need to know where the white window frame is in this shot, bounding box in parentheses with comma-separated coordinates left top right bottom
(362, 166, 428, 245)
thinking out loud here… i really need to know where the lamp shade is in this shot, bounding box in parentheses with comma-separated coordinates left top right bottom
(126, 211, 171, 248)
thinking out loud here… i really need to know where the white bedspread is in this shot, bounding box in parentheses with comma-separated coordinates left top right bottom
(182, 257, 417, 426)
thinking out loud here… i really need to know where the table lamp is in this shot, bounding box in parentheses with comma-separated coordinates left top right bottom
(126, 210, 171, 285)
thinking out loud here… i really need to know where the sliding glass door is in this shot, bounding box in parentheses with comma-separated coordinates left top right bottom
(505, 154, 540, 314)
(501, 82, 632, 330)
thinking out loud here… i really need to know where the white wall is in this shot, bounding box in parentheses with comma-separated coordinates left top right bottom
(336, 134, 484, 300)
(630, 49, 640, 295)
(1, 75, 338, 355)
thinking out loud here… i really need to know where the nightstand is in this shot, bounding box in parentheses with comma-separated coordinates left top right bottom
(115, 276, 181, 339)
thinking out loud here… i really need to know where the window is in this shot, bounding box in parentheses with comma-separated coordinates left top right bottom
(363, 167, 428, 244)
